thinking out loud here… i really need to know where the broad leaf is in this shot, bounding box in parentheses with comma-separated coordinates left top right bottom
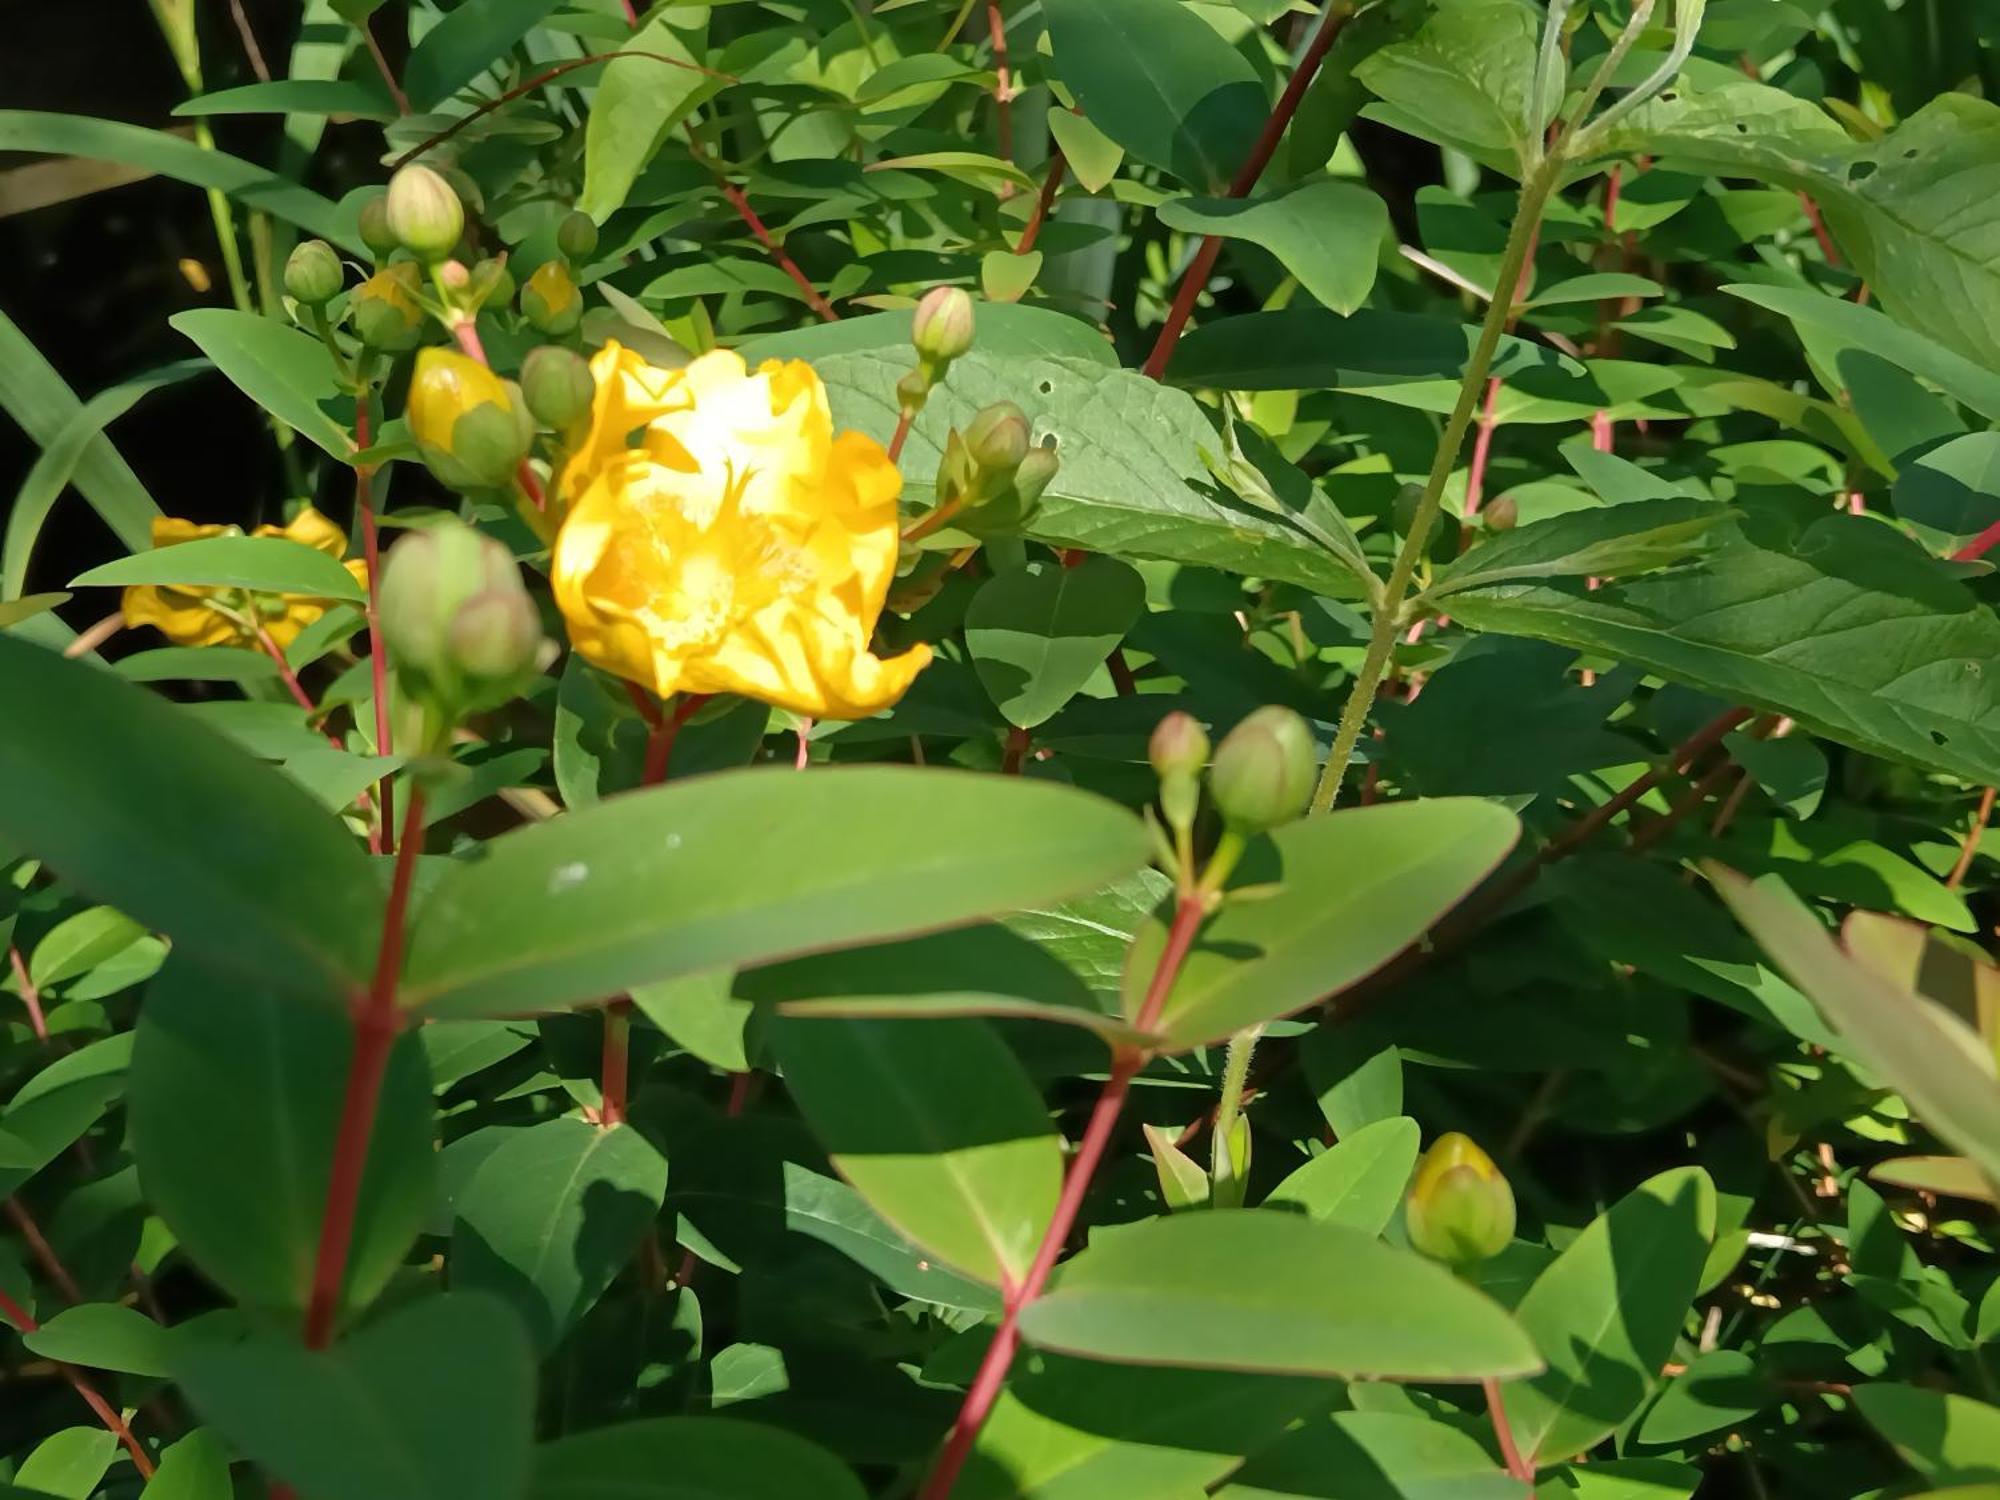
(404, 0, 566, 109)
(23, 1303, 174, 1377)
(579, 10, 718, 222)
(1263, 1115, 1420, 1235)
(167, 310, 355, 460)
(1216, 1411, 1526, 1500)
(1355, 0, 1550, 165)
(1168, 308, 1576, 392)
(1854, 1385, 2000, 1487)
(1426, 499, 1732, 603)
(965, 556, 1146, 728)
(1157, 180, 1389, 315)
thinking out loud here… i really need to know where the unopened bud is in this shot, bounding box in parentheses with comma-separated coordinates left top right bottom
(556, 210, 600, 262)
(1149, 711, 1210, 780)
(385, 163, 465, 261)
(471, 255, 514, 310)
(1405, 1133, 1516, 1267)
(406, 348, 533, 492)
(912, 285, 975, 366)
(965, 401, 1031, 473)
(520, 345, 595, 429)
(448, 589, 544, 680)
(521, 261, 582, 335)
(358, 193, 398, 259)
(284, 239, 343, 306)
(1012, 445, 1059, 510)
(1484, 495, 1518, 531)
(351, 262, 425, 351)
(378, 518, 547, 720)
(1210, 706, 1316, 833)
(897, 368, 932, 416)
(438, 259, 471, 292)
(1393, 481, 1424, 537)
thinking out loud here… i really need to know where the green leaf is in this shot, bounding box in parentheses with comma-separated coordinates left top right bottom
(15, 1429, 117, 1499)
(811, 349, 1361, 596)
(400, 767, 1149, 1019)
(579, 11, 718, 222)
(0, 1035, 131, 1198)
(1636, 1350, 1769, 1446)
(1426, 499, 1732, 603)
(1044, 0, 1264, 191)
(73, 534, 365, 602)
(1168, 308, 1576, 392)
(1505, 1167, 1718, 1465)
(450, 1117, 668, 1351)
(965, 557, 1145, 729)
(168, 309, 355, 460)
(769, 1016, 1062, 1288)
(1895, 433, 2000, 551)
(873, 152, 1038, 195)
(0, 592, 68, 629)
(130, 959, 434, 1322)
(961, 1356, 1337, 1500)
(1446, 504, 2000, 786)
(28, 906, 146, 989)
(176, 80, 398, 118)
(0, 636, 383, 1001)
(630, 969, 751, 1073)
(1019, 1210, 1540, 1379)
(1855, 1385, 2000, 1486)
(1355, 0, 1549, 163)
(404, 0, 565, 108)
(3, 359, 205, 603)
(0, 111, 359, 251)
(1125, 799, 1520, 1051)
(529, 1416, 867, 1500)
(176, 1293, 535, 1500)
(1709, 867, 2000, 1189)
(23, 1303, 174, 1377)
(743, 305, 1116, 367)
(1215, 1411, 1524, 1499)
(1263, 1115, 1420, 1235)
(143, 1430, 234, 1500)
(1047, 107, 1124, 193)
(1158, 180, 1388, 315)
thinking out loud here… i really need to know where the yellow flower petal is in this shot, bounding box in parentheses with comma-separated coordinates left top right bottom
(261, 504, 349, 557)
(121, 584, 237, 648)
(551, 347, 930, 719)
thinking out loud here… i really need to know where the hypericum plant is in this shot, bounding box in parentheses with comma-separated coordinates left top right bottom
(6, 0, 2000, 1496)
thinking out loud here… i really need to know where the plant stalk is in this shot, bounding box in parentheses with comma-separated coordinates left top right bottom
(1308, 158, 1561, 814)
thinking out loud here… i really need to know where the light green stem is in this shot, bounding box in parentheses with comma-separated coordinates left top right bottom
(1307, 158, 1562, 815)
(1210, 1024, 1261, 1189)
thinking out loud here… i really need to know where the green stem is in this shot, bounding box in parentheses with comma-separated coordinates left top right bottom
(1307, 158, 1561, 815)
(1210, 1024, 1260, 1193)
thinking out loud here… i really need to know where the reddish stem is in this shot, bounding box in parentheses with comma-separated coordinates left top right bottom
(7, 946, 48, 1042)
(1949, 785, 1997, 889)
(1799, 193, 1840, 266)
(599, 1002, 632, 1127)
(0, 1286, 155, 1477)
(1106, 647, 1136, 697)
(1954, 520, 2000, 563)
(1000, 724, 1031, 774)
(360, 15, 410, 115)
(985, 0, 1015, 171)
(1141, 2, 1354, 380)
(1603, 163, 1623, 235)
(1017, 149, 1066, 256)
(355, 398, 396, 856)
(1484, 1377, 1533, 1483)
(717, 175, 840, 323)
(918, 896, 1205, 1500)
(252, 620, 320, 718)
(6, 1199, 82, 1305)
(302, 787, 425, 1350)
(795, 719, 813, 770)
(888, 408, 916, 465)
(620, 0, 639, 20)
(1462, 378, 1503, 520)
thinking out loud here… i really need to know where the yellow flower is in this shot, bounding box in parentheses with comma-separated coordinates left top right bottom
(121, 506, 367, 651)
(551, 343, 931, 719)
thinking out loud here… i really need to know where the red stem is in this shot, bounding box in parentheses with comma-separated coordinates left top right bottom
(6, 1199, 82, 1305)
(1462, 378, 1503, 520)
(1141, 3, 1354, 380)
(599, 1002, 632, 1126)
(302, 787, 425, 1350)
(1954, 519, 2000, 563)
(252, 621, 320, 717)
(355, 399, 396, 856)
(1484, 1377, 1534, 1482)
(1603, 163, 1623, 235)
(1017, 149, 1066, 256)
(718, 176, 840, 323)
(1799, 193, 1840, 266)
(888, 408, 916, 465)
(918, 896, 1205, 1500)
(0, 1286, 155, 1477)
(985, 0, 1014, 171)
(361, 15, 410, 115)
(1106, 647, 1136, 696)
(7, 945, 48, 1042)
(1000, 725, 1031, 774)
(795, 719, 813, 770)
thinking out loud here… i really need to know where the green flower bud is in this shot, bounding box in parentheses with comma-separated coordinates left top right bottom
(556, 210, 600, 262)
(1012, 445, 1059, 510)
(1149, 711, 1210, 781)
(964, 401, 1031, 473)
(1209, 706, 1317, 833)
(521, 346, 595, 429)
(284, 239, 343, 306)
(378, 519, 547, 720)
(385, 163, 465, 261)
(470, 255, 514, 311)
(521, 261, 583, 335)
(358, 193, 398, 260)
(912, 285, 975, 365)
(1484, 495, 1518, 531)
(896, 367, 932, 416)
(1405, 1133, 1517, 1267)
(351, 262, 426, 352)
(1392, 481, 1424, 537)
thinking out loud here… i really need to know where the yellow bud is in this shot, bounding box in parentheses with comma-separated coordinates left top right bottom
(1406, 1132, 1516, 1267)
(406, 348, 531, 491)
(351, 262, 425, 351)
(521, 261, 582, 335)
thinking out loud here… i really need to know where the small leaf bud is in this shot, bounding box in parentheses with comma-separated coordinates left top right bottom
(284, 239, 343, 306)
(1209, 706, 1317, 833)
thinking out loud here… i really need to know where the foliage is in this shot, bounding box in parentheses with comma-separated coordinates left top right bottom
(5, 1, 2000, 1498)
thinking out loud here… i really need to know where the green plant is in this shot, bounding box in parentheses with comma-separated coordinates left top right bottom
(6, 1, 2000, 1497)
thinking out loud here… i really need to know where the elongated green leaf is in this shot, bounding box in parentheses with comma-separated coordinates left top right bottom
(1044, 0, 1263, 192)
(73, 534, 364, 602)
(405, 0, 566, 107)
(1448, 502, 2000, 786)
(0, 111, 359, 250)
(812, 350, 1359, 596)
(1168, 308, 1575, 392)
(1426, 499, 1732, 603)
(770, 1016, 1062, 1288)
(177, 1293, 534, 1500)
(1854, 1385, 2000, 1486)
(965, 557, 1146, 728)
(579, 10, 717, 222)
(451, 1117, 667, 1350)
(530, 1417, 866, 1500)
(23, 1303, 174, 1378)
(1125, 799, 1520, 1051)
(1637, 1350, 1769, 1446)
(1354, 0, 1549, 163)
(0, 1035, 131, 1198)
(1157, 180, 1388, 315)
(175, 80, 397, 118)
(1505, 1168, 1718, 1465)
(169, 309, 355, 460)
(3, 359, 205, 602)
(0, 637, 382, 1000)
(1216, 1411, 1524, 1500)
(1263, 1116, 1420, 1235)
(0, 593, 67, 629)
(401, 767, 1148, 1017)
(1019, 1210, 1540, 1379)
(131, 959, 435, 1322)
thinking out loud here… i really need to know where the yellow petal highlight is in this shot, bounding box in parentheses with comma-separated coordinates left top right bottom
(551, 344, 930, 719)
(407, 347, 513, 456)
(120, 505, 362, 650)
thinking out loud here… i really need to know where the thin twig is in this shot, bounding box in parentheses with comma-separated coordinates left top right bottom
(62, 613, 124, 660)
(225, 0, 271, 81)
(360, 16, 410, 115)
(985, 0, 1015, 173)
(1949, 786, 1997, 889)
(6, 1199, 82, 1304)
(6, 947, 48, 1043)
(0, 1284, 153, 1477)
(1016, 149, 1066, 256)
